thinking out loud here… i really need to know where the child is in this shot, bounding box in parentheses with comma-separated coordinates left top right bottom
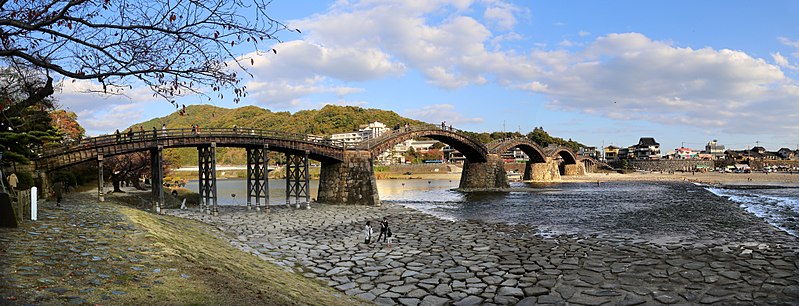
(386, 227, 393, 247)
(364, 221, 372, 244)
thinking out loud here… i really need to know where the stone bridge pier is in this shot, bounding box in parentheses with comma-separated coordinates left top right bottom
(317, 151, 380, 206)
(522, 158, 586, 181)
(459, 154, 509, 189)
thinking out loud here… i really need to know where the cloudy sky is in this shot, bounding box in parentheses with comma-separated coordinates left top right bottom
(56, 0, 799, 153)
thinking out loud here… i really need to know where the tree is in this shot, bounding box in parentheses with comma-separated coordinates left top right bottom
(0, 0, 294, 103)
(0, 67, 60, 165)
(50, 109, 85, 142)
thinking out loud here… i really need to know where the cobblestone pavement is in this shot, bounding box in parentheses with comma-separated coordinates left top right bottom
(0, 195, 183, 305)
(170, 204, 799, 306)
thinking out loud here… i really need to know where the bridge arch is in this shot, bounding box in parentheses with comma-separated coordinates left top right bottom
(578, 157, 597, 173)
(362, 126, 488, 163)
(486, 138, 547, 163)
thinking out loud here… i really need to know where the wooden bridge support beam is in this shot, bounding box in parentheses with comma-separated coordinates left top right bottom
(246, 145, 269, 213)
(150, 146, 164, 213)
(198, 143, 218, 215)
(285, 151, 310, 209)
(459, 154, 509, 189)
(317, 151, 379, 206)
(97, 154, 104, 202)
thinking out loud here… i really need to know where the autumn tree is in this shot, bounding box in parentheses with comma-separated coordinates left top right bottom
(0, 0, 293, 103)
(50, 109, 85, 141)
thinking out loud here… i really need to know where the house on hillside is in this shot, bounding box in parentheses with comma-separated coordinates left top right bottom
(635, 137, 661, 160)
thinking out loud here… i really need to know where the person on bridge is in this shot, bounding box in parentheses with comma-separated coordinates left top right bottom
(161, 124, 168, 137)
(191, 125, 197, 136)
(126, 128, 134, 141)
(364, 221, 373, 244)
(139, 125, 145, 140)
(152, 126, 157, 139)
(115, 129, 121, 143)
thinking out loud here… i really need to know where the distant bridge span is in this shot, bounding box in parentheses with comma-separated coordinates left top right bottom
(34, 125, 591, 209)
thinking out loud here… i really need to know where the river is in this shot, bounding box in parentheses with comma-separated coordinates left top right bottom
(186, 178, 799, 237)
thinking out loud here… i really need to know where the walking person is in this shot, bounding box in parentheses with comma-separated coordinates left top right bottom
(152, 126, 158, 140)
(115, 129, 121, 143)
(364, 221, 373, 244)
(139, 125, 145, 140)
(161, 123, 168, 137)
(53, 180, 63, 207)
(386, 225, 393, 247)
(374, 217, 389, 243)
(127, 128, 134, 142)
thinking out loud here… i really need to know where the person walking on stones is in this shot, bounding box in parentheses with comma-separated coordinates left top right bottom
(374, 217, 389, 243)
(364, 221, 373, 244)
(53, 180, 64, 207)
(386, 225, 393, 247)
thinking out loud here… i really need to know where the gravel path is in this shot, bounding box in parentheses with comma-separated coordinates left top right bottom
(169, 202, 799, 305)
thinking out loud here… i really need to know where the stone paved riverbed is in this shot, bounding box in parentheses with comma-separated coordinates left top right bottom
(169, 203, 799, 305)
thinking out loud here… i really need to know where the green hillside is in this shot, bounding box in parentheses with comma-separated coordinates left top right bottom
(133, 104, 425, 135)
(131, 105, 426, 167)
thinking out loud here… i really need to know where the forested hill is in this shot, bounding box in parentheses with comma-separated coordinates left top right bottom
(132, 104, 425, 135)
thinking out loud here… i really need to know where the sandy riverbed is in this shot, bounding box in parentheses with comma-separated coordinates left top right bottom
(562, 171, 799, 186)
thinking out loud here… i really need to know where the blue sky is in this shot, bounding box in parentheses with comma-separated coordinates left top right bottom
(56, 0, 799, 153)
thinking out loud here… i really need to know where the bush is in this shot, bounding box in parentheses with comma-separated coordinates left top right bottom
(15, 172, 34, 190)
(51, 171, 77, 188)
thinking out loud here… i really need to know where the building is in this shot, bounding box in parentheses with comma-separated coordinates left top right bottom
(603, 145, 620, 161)
(673, 147, 699, 160)
(577, 146, 599, 159)
(703, 139, 726, 160)
(635, 137, 660, 160)
(330, 121, 390, 145)
(376, 139, 442, 164)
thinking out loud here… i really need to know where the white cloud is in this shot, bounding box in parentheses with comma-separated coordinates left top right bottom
(404, 104, 483, 125)
(578, 30, 590, 37)
(54, 78, 162, 135)
(521, 33, 799, 135)
(772, 52, 798, 71)
(246, 77, 364, 107)
(778, 37, 799, 57)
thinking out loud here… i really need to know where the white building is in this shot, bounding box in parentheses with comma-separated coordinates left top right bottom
(377, 139, 442, 164)
(330, 121, 390, 145)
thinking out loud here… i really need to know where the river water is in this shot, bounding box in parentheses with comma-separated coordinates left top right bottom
(186, 178, 799, 237)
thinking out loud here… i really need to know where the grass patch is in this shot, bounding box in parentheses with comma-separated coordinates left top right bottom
(114, 205, 366, 306)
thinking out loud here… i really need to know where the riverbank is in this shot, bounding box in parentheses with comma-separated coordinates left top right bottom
(563, 171, 799, 186)
(0, 191, 365, 305)
(168, 187, 799, 305)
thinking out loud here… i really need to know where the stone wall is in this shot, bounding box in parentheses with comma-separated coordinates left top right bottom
(458, 154, 509, 189)
(317, 151, 380, 206)
(523, 161, 560, 181)
(614, 160, 715, 171)
(563, 163, 585, 176)
(382, 164, 450, 174)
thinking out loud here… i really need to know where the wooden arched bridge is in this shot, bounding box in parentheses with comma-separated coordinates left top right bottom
(35, 125, 594, 211)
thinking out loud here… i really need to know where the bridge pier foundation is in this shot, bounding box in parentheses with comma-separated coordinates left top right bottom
(318, 151, 379, 205)
(459, 154, 508, 189)
(246, 145, 269, 213)
(524, 160, 561, 181)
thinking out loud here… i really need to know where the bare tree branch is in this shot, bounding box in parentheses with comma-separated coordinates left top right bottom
(0, 0, 294, 104)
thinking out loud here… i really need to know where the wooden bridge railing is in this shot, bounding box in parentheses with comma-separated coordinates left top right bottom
(35, 127, 352, 159)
